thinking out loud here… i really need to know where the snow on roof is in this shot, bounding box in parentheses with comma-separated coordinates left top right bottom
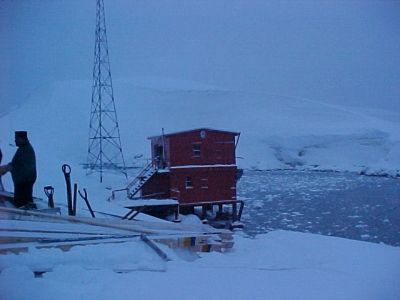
(118, 198, 179, 208)
(148, 128, 240, 139)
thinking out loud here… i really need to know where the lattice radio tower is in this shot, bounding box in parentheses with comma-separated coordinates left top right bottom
(87, 0, 127, 182)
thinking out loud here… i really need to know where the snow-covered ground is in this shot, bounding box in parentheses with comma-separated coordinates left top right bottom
(1, 77, 400, 299)
(1, 230, 399, 300)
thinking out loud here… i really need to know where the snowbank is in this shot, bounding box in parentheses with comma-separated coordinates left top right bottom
(1, 231, 399, 300)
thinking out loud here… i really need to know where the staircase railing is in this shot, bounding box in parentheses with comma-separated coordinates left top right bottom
(126, 161, 155, 191)
(109, 159, 159, 201)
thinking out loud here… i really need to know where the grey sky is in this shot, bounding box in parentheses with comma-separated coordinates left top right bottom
(1, 0, 399, 112)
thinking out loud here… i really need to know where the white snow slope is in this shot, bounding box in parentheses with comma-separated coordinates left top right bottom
(1, 78, 400, 299)
(1, 231, 399, 300)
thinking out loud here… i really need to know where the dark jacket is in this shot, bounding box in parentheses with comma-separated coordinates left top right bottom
(10, 141, 37, 183)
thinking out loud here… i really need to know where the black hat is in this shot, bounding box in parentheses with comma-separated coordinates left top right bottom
(15, 131, 28, 139)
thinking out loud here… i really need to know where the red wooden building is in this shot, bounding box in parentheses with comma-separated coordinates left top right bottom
(119, 128, 244, 224)
(140, 128, 241, 205)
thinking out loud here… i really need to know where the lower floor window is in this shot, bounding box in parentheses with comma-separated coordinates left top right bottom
(201, 178, 208, 189)
(185, 176, 193, 188)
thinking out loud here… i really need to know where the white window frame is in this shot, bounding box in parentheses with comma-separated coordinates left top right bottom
(201, 178, 208, 189)
(192, 143, 201, 157)
(185, 176, 193, 189)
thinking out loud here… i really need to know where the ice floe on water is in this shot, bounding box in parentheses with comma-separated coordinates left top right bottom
(239, 170, 400, 246)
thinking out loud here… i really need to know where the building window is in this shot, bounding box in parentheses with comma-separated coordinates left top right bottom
(216, 149, 222, 160)
(185, 177, 193, 189)
(192, 143, 201, 157)
(201, 178, 208, 189)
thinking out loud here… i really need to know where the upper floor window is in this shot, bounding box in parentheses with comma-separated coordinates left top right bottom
(192, 143, 201, 157)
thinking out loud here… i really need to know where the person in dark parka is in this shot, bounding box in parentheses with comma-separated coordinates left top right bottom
(0, 131, 37, 208)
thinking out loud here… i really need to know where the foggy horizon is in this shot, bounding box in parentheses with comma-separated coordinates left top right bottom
(1, 0, 399, 112)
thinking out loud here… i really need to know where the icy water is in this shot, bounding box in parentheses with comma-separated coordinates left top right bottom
(237, 170, 400, 247)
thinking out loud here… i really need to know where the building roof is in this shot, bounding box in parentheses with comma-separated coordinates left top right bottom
(148, 128, 240, 139)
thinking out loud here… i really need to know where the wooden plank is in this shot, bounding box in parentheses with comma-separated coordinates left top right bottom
(0, 222, 228, 243)
(0, 207, 157, 234)
(0, 220, 131, 236)
(0, 232, 110, 241)
(0, 236, 142, 255)
(0, 210, 232, 236)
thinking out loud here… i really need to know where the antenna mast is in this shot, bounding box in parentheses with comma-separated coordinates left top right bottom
(87, 0, 127, 182)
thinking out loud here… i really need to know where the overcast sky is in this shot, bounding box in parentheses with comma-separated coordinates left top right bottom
(1, 0, 399, 112)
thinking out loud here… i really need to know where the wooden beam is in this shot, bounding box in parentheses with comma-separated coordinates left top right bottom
(0, 207, 156, 234)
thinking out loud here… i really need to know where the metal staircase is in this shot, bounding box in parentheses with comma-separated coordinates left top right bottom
(126, 161, 157, 199)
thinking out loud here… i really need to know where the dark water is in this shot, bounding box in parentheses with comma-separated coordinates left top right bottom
(237, 170, 400, 247)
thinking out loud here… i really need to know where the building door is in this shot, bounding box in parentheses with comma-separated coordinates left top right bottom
(154, 145, 165, 168)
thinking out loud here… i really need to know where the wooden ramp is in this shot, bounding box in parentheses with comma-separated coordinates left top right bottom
(0, 207, 234, 256)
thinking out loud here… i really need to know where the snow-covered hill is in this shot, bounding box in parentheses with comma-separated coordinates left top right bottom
(1, 77, 399, 185)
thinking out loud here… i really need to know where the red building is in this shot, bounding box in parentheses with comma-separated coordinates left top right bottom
(139, 128, 241, 205)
